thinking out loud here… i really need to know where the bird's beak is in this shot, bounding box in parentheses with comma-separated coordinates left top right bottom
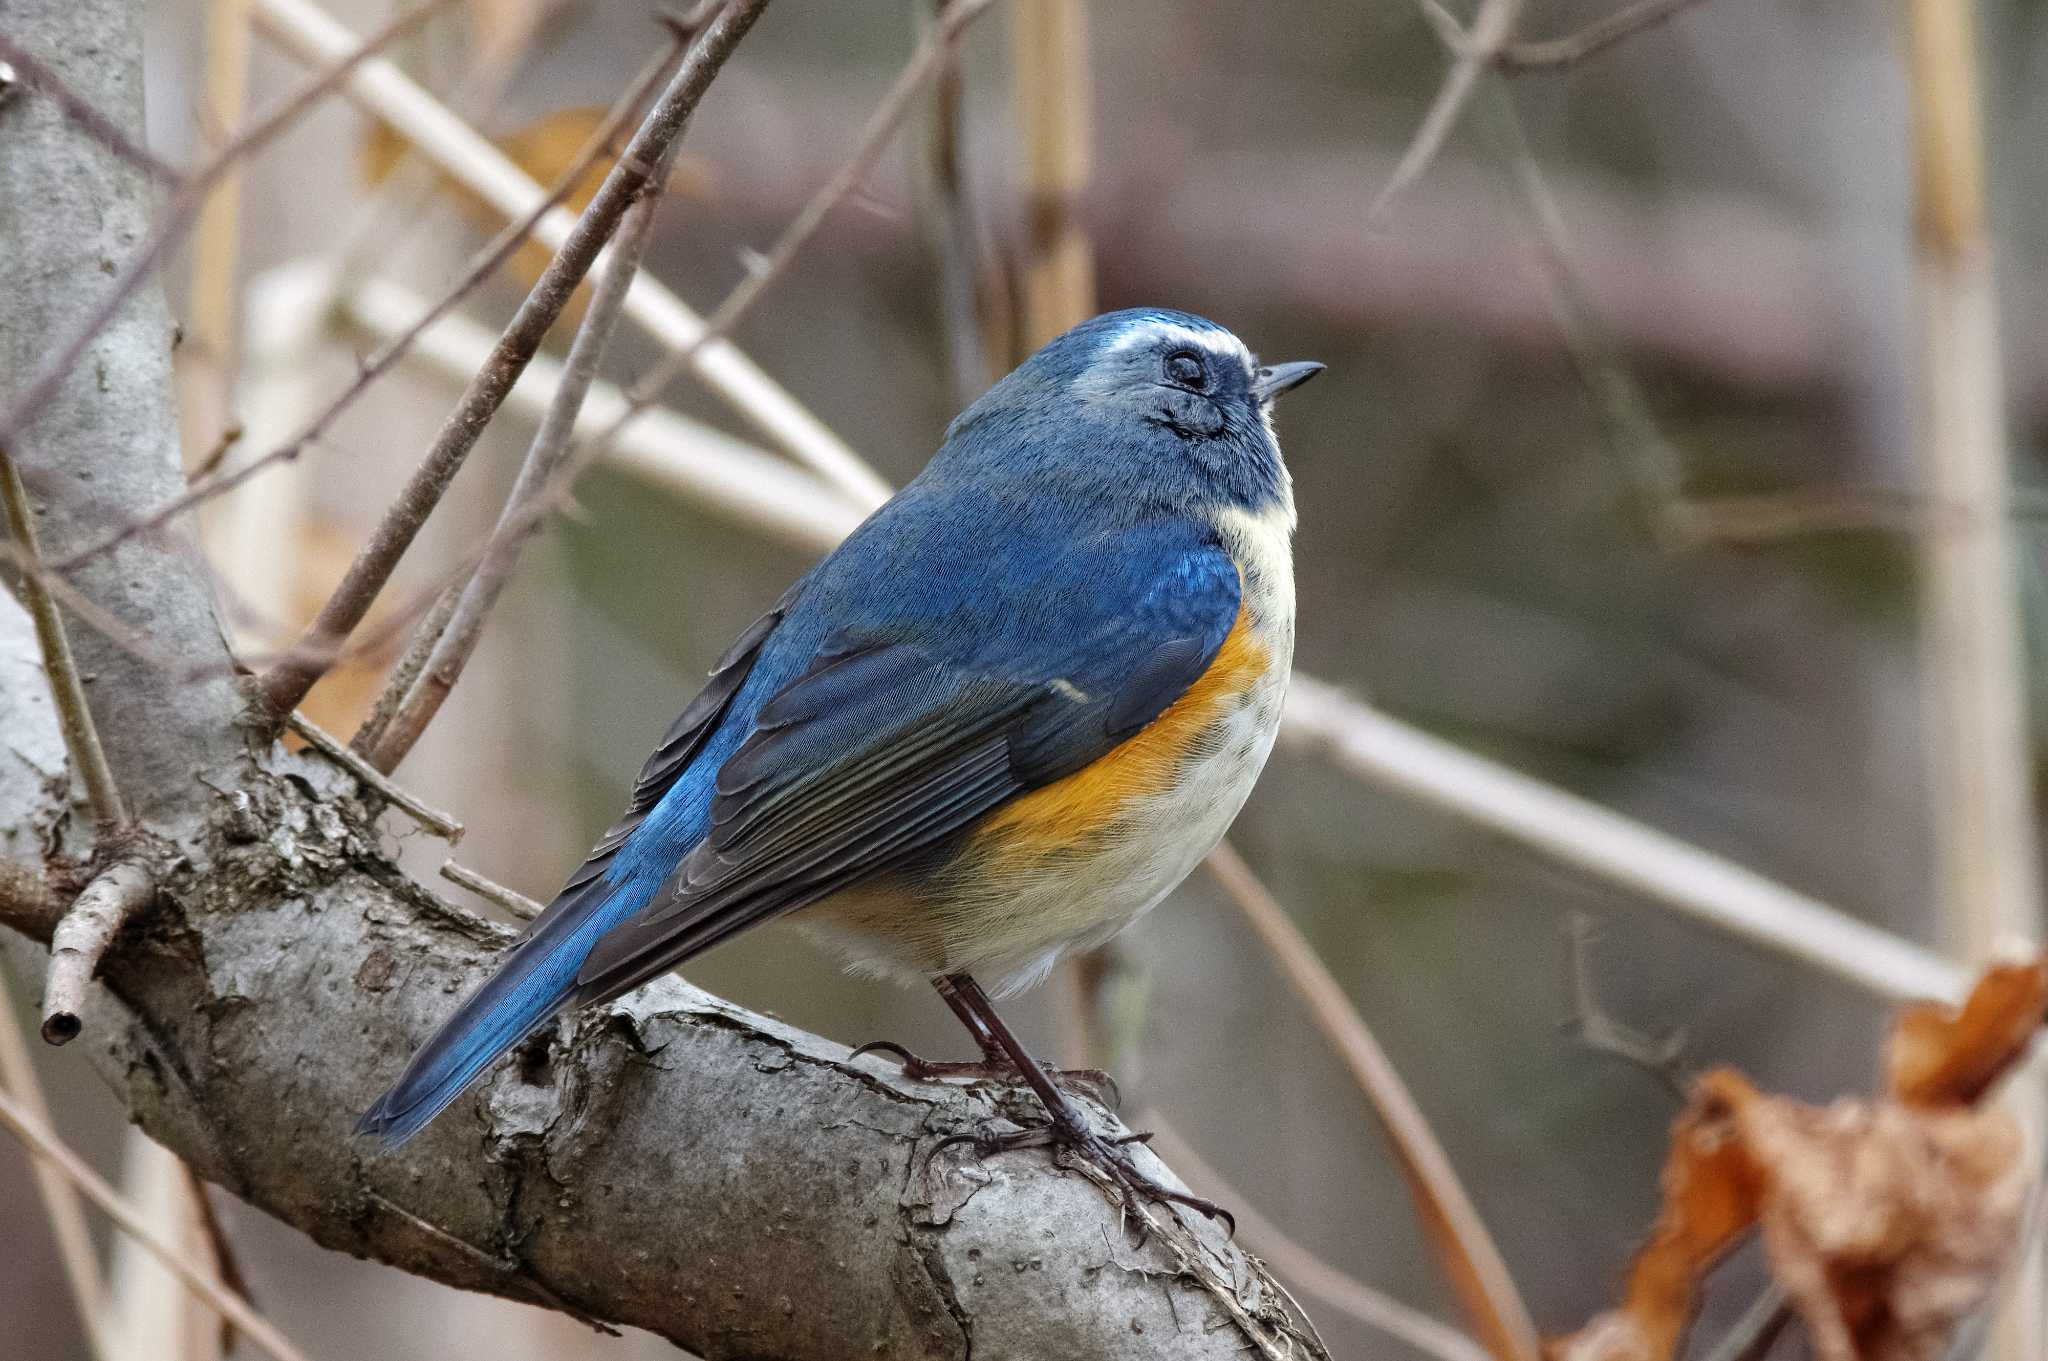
(1252, 360, 1325, 403)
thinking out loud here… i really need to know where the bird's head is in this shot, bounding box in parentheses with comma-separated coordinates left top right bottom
(937, 308, 1323, 523)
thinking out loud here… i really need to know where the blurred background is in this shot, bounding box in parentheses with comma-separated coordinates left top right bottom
(7, 0, 2046, 1356)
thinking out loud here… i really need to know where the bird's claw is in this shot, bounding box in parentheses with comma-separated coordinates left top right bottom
(947, 1115, 1234, 1239)
(850, 1040, 1120, 1108)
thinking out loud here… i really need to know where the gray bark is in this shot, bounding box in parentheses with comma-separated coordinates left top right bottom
(0, 3, 1326, 1357)
(0, 0, 251, 823)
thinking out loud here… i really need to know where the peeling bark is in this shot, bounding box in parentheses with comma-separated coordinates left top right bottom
(0, 2, 1326, 1356)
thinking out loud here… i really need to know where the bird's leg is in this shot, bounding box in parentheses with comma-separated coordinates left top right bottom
(934, 972, 1232, 1234)
(849, 973, 1118, 1106)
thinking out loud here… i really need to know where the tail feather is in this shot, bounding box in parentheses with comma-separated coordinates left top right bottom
(356, 875, 646, 1146)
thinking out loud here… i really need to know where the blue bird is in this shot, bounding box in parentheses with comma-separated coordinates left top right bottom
(358, 308, 1321, 1218)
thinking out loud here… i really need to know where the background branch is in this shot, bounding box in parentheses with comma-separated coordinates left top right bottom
(251, 1, 764, 724)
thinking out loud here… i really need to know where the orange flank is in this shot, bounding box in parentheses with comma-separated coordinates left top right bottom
(973, 603, 1268, 856)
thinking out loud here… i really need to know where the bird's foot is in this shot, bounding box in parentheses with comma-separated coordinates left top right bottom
(850, 1039, 1118, 1108)
(950, 1114, 1235, 1238)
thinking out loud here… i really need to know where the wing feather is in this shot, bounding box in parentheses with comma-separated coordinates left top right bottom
(569, 541, 1245, 1003)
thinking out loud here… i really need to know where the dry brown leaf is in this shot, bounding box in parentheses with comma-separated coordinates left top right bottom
(1551, 958, 2045, 1361)
(1547, 1071, 1765, 1361)
(1737, 1090, 2026, 1361)
(1886, 959, 2048, 1108)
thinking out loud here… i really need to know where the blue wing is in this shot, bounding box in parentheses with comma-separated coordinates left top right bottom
(358, 491, 1240, 1145)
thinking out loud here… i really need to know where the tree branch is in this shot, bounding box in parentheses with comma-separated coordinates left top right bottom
(0, 1084, 316, 1361)
(0, 449, 125, 824)
(0, 0, 448, 462)
(250, 2, 764, 726)
(39, 859, 154, 1044)
(359, 188, 667, 773)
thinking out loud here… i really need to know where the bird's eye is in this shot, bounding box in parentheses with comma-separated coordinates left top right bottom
(1164, 350, 1208, 390)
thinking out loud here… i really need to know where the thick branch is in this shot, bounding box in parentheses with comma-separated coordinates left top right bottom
(1, 585, 1318, 1358)
(0, 0, 248, 822)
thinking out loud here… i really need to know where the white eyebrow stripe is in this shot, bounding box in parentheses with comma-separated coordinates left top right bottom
(1105, 319, 1252, 368)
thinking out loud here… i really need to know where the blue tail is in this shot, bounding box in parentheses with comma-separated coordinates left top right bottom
(355, 874, 650, 1146)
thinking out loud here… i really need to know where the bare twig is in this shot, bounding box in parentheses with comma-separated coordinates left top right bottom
(0, 965, 111, 1361)
(251, 1, 771, 726)
(284, 712, 462, 841)
(346, 582, 460, 759)
(1280, 676, 1971, 1006)
(182, 1161, 254, 1357)
(49, 42, 679, 577)
(1370, 0, 1526, 227)
(41, 860, 155, 1045)
(1906, 1, 2044, 1356)
(1561, 914, 1688, 1098)
(361, 189, 666, 773)
(616, 0, 995, 422)
(331, 270, 870, 550)
(1694, 1287, 1793, 1361)
(1476, 80, 1685, 534)
(361, 1189, 622, 1335)
(1203, 841, 1541, 1361)
(0, 1086, 317, 1361)
(0, 33, 177, 179)
(1141, 1113, 1494, 1361)
(916, 0, 994, 408)
(1493, 0, 1715, 71)
(1, 449, 125, 823)
(0, 0, 450, 459)
(377, 0, 995, 680)
(253, 0, 892, 508)
(1006, 0, 1093, 355)
(438, 860, 542, 919)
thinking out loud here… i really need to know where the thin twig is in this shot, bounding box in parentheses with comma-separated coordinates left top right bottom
(0, 34, 178, 180)
(1279, 675, 1971, 1007)
(332, 270, 870, 550)
(49, 42, 679, 577)
(1369, 0, 1526, 227)
(1693, 1286, 1791, 1361)
(362, 189, 666, 773)
(252, 0, 892, 508)
(373, 0, 996, 647)
(0, 0, 451, 459)
(41, 861, 155, 1045)
(181, 1160, 255, 1358)
(439, 860, 543, 919)
(251, 2, 770, 726)
(1477, 81, 1685, 536)
(1561, 914, 1688, 1098)
(0, 1086, 318, 1361)
(1141, 1112, 1493, 1361)
(362, 1189, 622, 1335)
(284, 712, 463, 841)
(1006, 0, 1093, 355)
(0, 965, 111, 1361)
(1906, 1, 2044, 1356)
(917, 0, 993, 408)
(1494, 0, 1715, 70)
(347, 582, 460, 759)
(1203, 841, 1541, 1361)
(1, 448, 125, 823)
(616, 0, 996, 420)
